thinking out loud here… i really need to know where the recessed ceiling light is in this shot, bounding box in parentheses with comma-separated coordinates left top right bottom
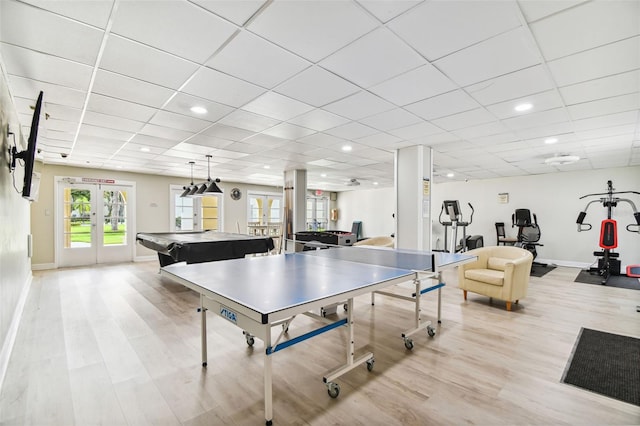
(263, 165, 270, 169)
(545, 137, 558, 144)
(514, 103, 533, 112)
(373, 182, 378, 185)
(342, 145, 352, 152)
(140, 147, 150, 152)
(447, 173, 454, 178)
(320, 173, 327, 178)
(190, 106, 207, 114)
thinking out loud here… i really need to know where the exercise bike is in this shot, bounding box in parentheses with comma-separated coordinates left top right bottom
(576, 180, 640, 284)
(438, 200, 483, 253)
(512, 209, 544, 263)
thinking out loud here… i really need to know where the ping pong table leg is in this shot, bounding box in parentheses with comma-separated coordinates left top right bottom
(264, 325, 273, 426)
(200, 294, 208, 367)
(437, 271, 442, 324)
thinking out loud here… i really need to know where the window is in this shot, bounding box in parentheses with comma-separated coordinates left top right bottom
(306, 196, 328, 231)
(201, 196, 219, 231)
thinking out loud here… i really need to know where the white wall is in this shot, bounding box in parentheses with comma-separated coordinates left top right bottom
(0, 59, 33, 390)
(430, 166, 640, 268)
(336, 187, 395, 238)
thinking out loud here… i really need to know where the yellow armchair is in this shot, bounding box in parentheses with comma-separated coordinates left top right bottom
(458, 246, 533, 311)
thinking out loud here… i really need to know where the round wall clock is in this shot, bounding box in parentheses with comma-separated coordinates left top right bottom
(230, 188, 242, 200)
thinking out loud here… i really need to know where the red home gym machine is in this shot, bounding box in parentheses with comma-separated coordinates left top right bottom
(576, 180, 640, 284)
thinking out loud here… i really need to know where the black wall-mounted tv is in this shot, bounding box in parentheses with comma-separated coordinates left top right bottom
(11, 91, 43, 201)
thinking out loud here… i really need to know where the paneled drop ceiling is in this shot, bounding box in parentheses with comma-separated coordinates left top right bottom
(1, 0, 639, 190)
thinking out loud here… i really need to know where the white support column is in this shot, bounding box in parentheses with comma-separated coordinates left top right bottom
(283, 169, 307, 243)
(395, 146, 433, 251)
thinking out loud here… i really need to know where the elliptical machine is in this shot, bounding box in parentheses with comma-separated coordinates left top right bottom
(438, 200, 483, 253)
(576, 180, 640, 284)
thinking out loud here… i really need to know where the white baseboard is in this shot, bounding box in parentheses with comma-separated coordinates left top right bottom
(0, 272, 32, 393)
(536, 258, 591, 269)
(134, 255, 156, 262)
(31, 262, 56, 271)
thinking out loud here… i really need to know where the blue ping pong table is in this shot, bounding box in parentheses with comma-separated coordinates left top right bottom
(161, 246, 474, 425)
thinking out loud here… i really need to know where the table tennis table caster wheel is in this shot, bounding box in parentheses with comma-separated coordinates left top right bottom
(321, 308, 327, 317)
(427, 325, 436, 337)
(202, 362, 207, 367)
(327, 382, 340, 398)
(404, 337, 414, 350)
(343, 303, 348, 311)
(243, 332, 255, 347)
(366, 358, 375, 372)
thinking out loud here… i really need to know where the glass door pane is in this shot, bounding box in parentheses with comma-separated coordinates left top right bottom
(175, 195, 194, 231)
(102, 189, 127, 246)
(63, 188, 92, 248)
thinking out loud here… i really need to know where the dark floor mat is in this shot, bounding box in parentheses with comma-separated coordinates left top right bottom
(562, 328, 640, 406)
(574, 270, 640, 289)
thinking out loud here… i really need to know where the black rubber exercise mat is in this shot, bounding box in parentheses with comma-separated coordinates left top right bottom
(562, 328, 640, 406)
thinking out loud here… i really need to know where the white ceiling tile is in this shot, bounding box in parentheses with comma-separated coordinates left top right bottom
(163, 92, 234, 122)
(299, 133, 347, 147)
(530, 1, 639, 61)
(92, 70, 174, 108)
(139, 123, 194, 142)
(356, 0, 422, 23)
(150, 110, 212, 133)
(79, 124, 133, 141)
(321, 27, 425, 88)
(324, 122, 378, 140)
(84, 111, 144, 133)
(288, 110, 350, 132)
(486, 90, 565, 119)
(517, 0, 588, 23)
(182, 67, 265, 107)
(129, 134, 182, 149)
(1, 44, 93, 90)
(453, 122, 511, 141)
(359, 108, 422, 132)
(573, 111, 638, 132)
(513, 121, 574, 140)
(1, 1, 104, 65)
(559, 70, 640, 105)
(241, 92, 314, 121)
(412, 132, 461, 146)
(369, 64, 457, 106)
(242, 133, 289, 149)
(355, 132, 402, 148)
(218, 109, 280, 132)
(86, 94, 156, 123)
(434, 28, 541, 87)
(262, 123, 316, 140)
(100, 35, 199, 89)
(405, 90, 479, 120)
(8, 75, 86, 108)
(388, 121, 443, 140)
(221, 142, 265, 154)
(273, 66, 360, 107)
(389, 0, 521, 61)
(466, 65, 554, 106)
(568, 93, 640, 121)
(18, 0, 114, 28)
(207, 31, 310, 89)
(191, 0, 266, 26)
(323, 91, 395, 120)
(173, 134, 233, 150)
(431, 108, 496, 131)
(547, 37, 640, 87)
(247, 1, 379, 62)
(502, 108, 569, 131)
(111, 1, 237, 63)
(201, 124, 255, 142)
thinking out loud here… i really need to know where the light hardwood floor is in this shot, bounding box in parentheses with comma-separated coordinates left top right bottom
(1, 260, 639, 425)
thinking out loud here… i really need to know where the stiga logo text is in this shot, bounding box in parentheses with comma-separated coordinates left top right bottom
(220, 306, 237, 324)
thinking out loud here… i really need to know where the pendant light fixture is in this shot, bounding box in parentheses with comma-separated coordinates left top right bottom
(180, 161, 196, 197)
(192, 154, 222, 196)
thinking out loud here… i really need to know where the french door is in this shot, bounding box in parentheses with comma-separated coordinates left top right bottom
(57, 178, 135, 267)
